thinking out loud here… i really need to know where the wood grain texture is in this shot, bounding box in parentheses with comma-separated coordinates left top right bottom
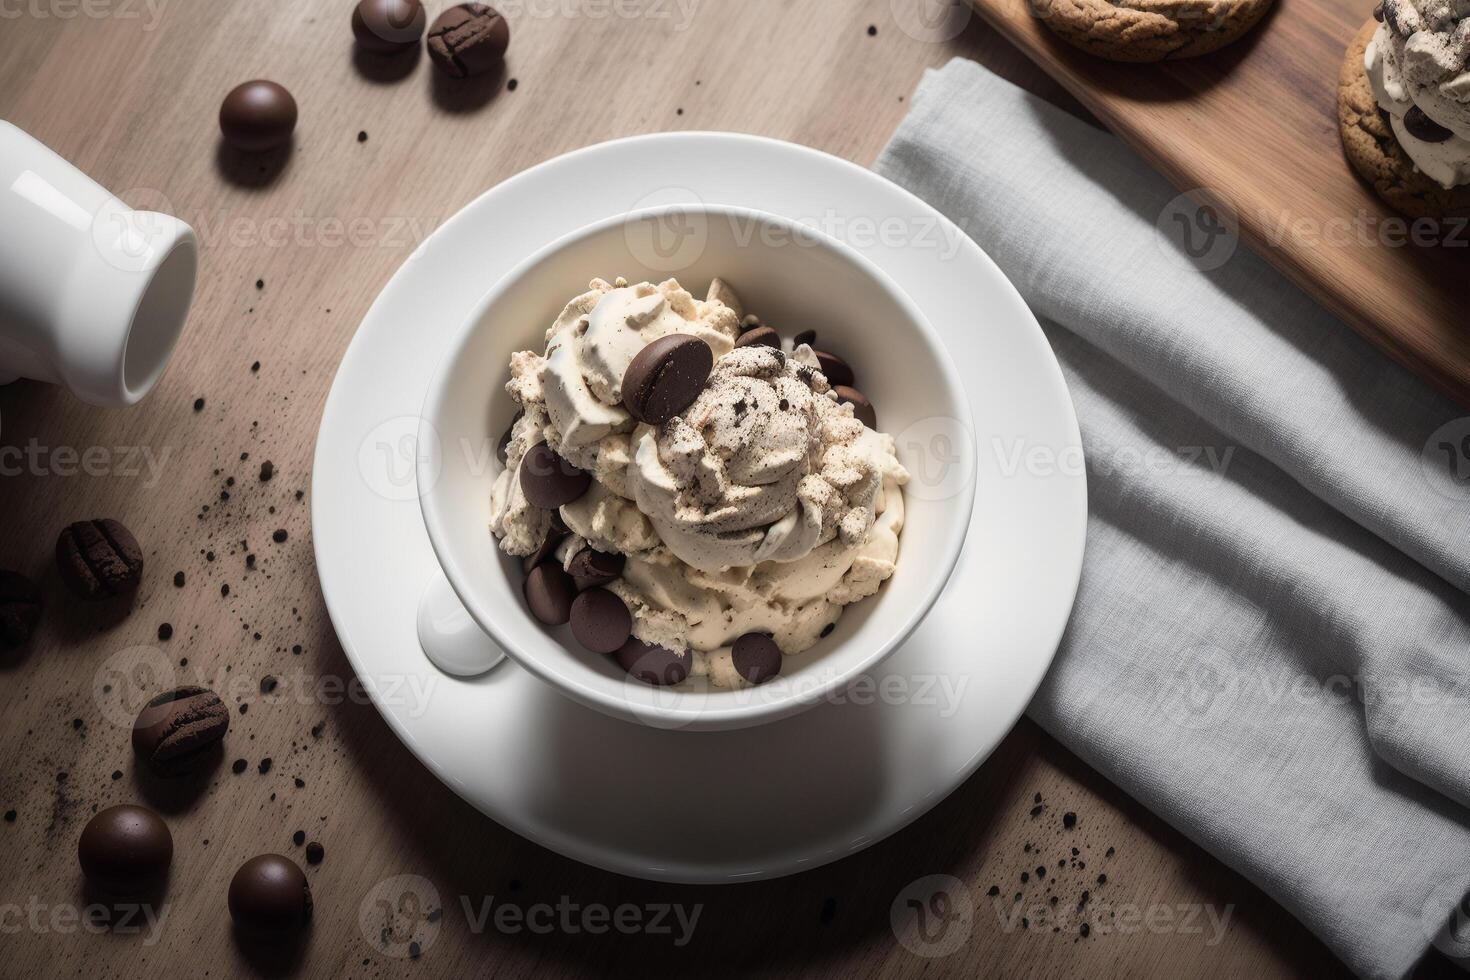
(0, 1, 1420, 977)
(969, 0, 1470, 407)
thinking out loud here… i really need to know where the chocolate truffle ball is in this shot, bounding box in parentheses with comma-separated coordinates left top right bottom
(78, 805, 173, 894)
(219, 80, 298, 153)
(352, 0, 427, 54)
(229, 854, 313, 934)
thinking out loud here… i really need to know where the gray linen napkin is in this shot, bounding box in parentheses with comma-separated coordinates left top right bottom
(875, 57, 1470, 979)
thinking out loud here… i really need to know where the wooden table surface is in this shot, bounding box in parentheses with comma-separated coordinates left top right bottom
(0, 2, 1450, 977)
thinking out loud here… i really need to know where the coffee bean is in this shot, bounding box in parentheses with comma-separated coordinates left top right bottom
(622, 334, 714, 424)
(0, 570, 41, 649)
(793, 329, 817, 348)
(813, 350, 855, 388)
(132, 686, 230, 777)
(732, 632, 782, 685)
(78, 805, 172, 894)
(56, 519, 143, 600)
(351, 0, 426, 53)
(520, 530, 566, 575)
(519, 442, 591, 509)
(570, 588, 631, 654)
(524, 563, 575, 626)
(833, 385, 876, 429)
(219, 80, 297, 153)
(427, 3, 509, 78)
(733, 326, 781, 351)
(228, 854, 313, 934)
(1404, 105, 1455, 143)
(567, 547, 625, 591)
(616, 637, 690, 686)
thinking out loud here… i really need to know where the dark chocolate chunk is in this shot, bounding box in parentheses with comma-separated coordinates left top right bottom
(132, 686, 230, 777)
(567, 547, 625, 591)
(521, 530, 567, 575)
(351, 0, 426, 53)
(813, 350, 855, 387)
(0, 570, 41, 649)
(833, 385, 876, 429)
(1404, 105, 1455, 143)
(622, 334, 714, 425)
(228, 854, 313, 934)
(733, 326, 781, 350)
(570, 588, 632, 654)
(519, 442, 591, 509)
(56, 519, 143, 600)
(78, 805, 172, 894)
(732, 632, 782, 685)
(523, 564, 575, 626)
(792, 329, 816, 348)
(427, 3, 510, 78)
(219, 80, 297, 153)
(616, 637, 690, 686)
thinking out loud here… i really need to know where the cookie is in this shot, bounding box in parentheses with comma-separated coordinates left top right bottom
(1337, 19, 1470, 219)
(1030, 0, 1274, 62)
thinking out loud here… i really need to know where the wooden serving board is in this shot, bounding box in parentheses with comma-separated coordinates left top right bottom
(967, 0, 1470, 406)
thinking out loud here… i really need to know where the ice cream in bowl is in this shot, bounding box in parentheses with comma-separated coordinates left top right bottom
(416, 205, 975, 731)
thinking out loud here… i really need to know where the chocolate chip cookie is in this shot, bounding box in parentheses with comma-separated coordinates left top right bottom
(1030, 0, 1274, 62)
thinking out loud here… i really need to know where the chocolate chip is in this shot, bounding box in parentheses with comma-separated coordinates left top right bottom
(173, 570, 186, 587)
(616, 637, 690, 686)
(523, 563, 575, 626)
(519, 443, 591, 509)
(272, 529, 288, 543)
(233, 759, 248, 775)
(570, 588, 632, 654)
(56, 519, 143, 600)
(833, 385, 876, 429)
(568, 547, 625, 591)
(732, 632, 782, 684)
(792, 329, 816, 348)
(521, 531, 567, 575)
(0, 570, 41, 649)
(132, 686, 230, 777)
(622, 334, 714, 425)
(1404, 105, 1455, 143)
(427, 3, 510, 78)
(78, 805, 172, 894)
(813, 350, 855, 387)
(733, 326, 781, 350)
(351, 0, 426, 53)
(229, 854, 313, 934)
(292, 830, 305, 846)
(260, 460, 275, 482)
(305, 842, 324, 865)
(219, 80, 297, 153)
(157, 623, 173, 641)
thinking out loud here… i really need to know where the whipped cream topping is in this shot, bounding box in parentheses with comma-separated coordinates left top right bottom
(1367, 1, 1470, 188)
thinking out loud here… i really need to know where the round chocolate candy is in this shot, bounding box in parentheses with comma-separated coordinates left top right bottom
(518, 442, 591, 509)
(622, 334, 714, 425)
(833, 385, 877, 429)
(520, 529, 566, 575)
(567, 547, 625, 591)
(0, 570, 41, 649)
(733, 326, 781, 351)
(813, 350, 855, 388)
(1404, 105, 1454, 144)
(570, 588, 632, 654)
(427, 3, 510, 78)
(219, 80, 298, 153)
(132, 686, 230, 777)
(78, 805, 173, 894)
(56, 518, 143, 600)
(351, 0, 427, 54)
(732, 632, 782, 685)
(228, 854, 313, 934)
(616, 637, 690, 686)
(524, 563, 575, 626)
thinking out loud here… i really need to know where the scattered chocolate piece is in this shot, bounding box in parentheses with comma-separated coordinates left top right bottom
(259, 758, 273, 774)
(273, 529, 288, 543)
(56, 519, 143, 600)
(0, 570, 41, 649)
(78, 806, 172, 894)
(351, 0, 426, 53)
(228, 854, 313, 934)
(260, 676, 278, 694)
(569, 588, 631, 654)
(867, 24, 877, 35)
(616, 638, 690, 686)
(3, 810, 14, 822)
(732, 632, 782, 684)
(305, 842, 324, 865)
(259, 461, 275, 482)
(519, 443, 591, 509)
(792, 329, 816, 348)
(132, 686, 230, 777)
(833, 385, 876, 429)
(292, 830, 305, 846)
(173, 570, 186, 587)
(520, 531, 567, 575)
(813, 350, 855, 388)
(357, 131, 368, 142)
(219, 80, 297, 152)
(157, 623, 173, 641)
(567, 547, 625, 591)
(507, 77, 518, 91)
(1063, 811, 1077, 829)
(733, 326, 781, 351)
(622, 334, 714, 424)
(523, 564, 575, 626)
(233, 759, 248, 775)
(193, 398, 205, 412)
(1404, 105, 1455, 143)
(427, 3, 510, 78)
(819, 622, 835, 638)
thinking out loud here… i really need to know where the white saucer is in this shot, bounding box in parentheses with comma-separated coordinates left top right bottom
(311, 133, 1087, 884)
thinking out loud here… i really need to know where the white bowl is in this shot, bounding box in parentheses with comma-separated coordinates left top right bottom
(417, 204, 976, 731)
